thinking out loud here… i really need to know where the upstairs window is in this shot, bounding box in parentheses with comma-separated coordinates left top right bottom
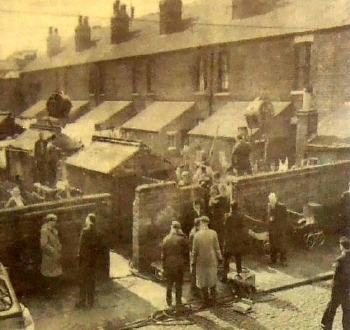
(294, 41, 312, 90)
(197, 56, 208, 91)
(217, 52, 229, 92)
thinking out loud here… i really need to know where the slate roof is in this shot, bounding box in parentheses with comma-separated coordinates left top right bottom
(76, 101, 132, 127)
(23, 0, 350, 73)
(121, 101, 195, 132)
(8, 129, 82, 152)
(308, 103, 350, 146)
(17, 100, 47, 119)
(189, 101, 291, 139)
(65, 140, 140, 174)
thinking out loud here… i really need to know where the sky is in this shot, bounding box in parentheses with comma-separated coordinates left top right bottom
(0, 0, 198, 59)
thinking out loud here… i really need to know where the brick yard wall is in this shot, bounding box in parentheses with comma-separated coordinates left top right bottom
(234, 161, 350, 218)
(133, 161, 350, 272)
(0, 193, 111, 291)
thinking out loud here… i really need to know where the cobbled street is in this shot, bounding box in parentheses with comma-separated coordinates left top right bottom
(22, 239, 344, 330)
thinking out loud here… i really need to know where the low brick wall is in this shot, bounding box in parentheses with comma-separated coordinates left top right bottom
(235, 161, 350, 219)
(0, 193, 111, 291)
(132, 161, 350, 272)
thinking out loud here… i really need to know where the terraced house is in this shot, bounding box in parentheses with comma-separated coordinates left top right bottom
(17, 0, 350, 165)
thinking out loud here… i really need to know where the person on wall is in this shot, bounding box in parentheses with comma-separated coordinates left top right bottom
(231, 134, 252, 176)
(34, 132, 48, 184)
(161, 221, 189, 309)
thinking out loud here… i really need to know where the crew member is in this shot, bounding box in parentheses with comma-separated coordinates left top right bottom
(231, 134, 252, 176)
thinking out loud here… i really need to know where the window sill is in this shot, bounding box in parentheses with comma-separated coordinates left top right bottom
(168, 147, 177, 151)
(146, 92, 156, 97)
(213, 92, 230, 97)
(193, 91, 209, 96)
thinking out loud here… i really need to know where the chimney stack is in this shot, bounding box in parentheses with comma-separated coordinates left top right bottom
(111, 1, 130, 44)
(131, 6, 135, 20)
(232, 0, 259, 19)
(159, 0, 183, 35)
(75, 16, 91, 52)
(47, 26, 61, 57)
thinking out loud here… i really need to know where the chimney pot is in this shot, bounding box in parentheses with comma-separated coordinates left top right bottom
(131, 6, 135, 19)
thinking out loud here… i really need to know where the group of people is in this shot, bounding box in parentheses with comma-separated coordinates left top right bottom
(161, 189, 292, 308)
(34, 132, 60, 187)
(39, 212, 100, 309)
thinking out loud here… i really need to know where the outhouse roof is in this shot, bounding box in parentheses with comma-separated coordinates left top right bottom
(189, 101, 291, 139)
(121, 101, 195, 133)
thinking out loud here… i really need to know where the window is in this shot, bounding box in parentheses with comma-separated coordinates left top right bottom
(97, 63, 105, 97)
(294, 42, 312, 90)
(55, 70, 60, 90)
(167, 131, 177, 150)
(217, 52, 229, 92)
(146, 61, 154, 93)
(89, 63, 105, 97)
(132, 63, 138, 93)
(63, 67, 69, 93)
(197, 55, 208, 91)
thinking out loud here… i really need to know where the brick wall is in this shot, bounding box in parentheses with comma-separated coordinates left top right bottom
(234, 161, 350, 218)
(133, 161, 350, 272)
(0, 193, 111, 291)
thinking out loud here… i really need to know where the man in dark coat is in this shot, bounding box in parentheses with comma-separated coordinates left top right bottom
(340, 181, 350, 237)
(34, 132, 48, 184)
(76, 213, 99, 309)
(222, 201, 246, 282)
(184, 199, 205, 236)
(231, 134, 252, 176)
(266, 193, 288, 266)
(321, 236, 350, 330)
(161, 221, 189, 308)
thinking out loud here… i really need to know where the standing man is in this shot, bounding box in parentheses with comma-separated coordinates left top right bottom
(46, 134, 60, 187)
(321, 236, 350, 330)
(340, 181, 350, 237)
(222, 201, 246, 282)
(161, 221, 189, 308)
(192, 216, 222, 306)
(266, 193, 288, 266)
(76, 213, 99, 309)
(40, 213, 62, 298)
(189, 217, 201, 298)
(231, 134, 252, 176)
(34, 132, 47, 184)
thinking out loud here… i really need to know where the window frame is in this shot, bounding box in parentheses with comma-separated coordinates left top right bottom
(217, 51, 229, 92)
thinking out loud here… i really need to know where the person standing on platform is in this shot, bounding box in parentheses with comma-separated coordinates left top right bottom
(192, 216, 222, 307)
(221, 201, 246, 282)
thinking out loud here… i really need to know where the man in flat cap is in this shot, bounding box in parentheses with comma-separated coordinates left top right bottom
(40, 213, 62, 298)
(192, 216, 222, 306)
(321, 236, 350, 330)
(161, 221, 189, 308)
